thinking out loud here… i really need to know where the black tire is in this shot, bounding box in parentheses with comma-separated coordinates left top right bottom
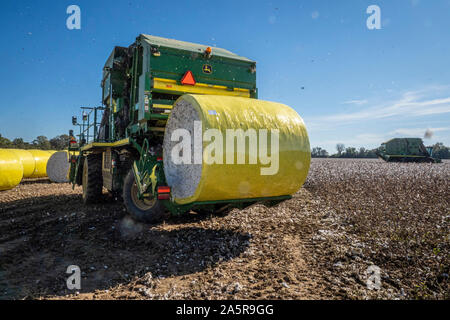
(82, 154, 103, 204)
(122, 169, 167, 223)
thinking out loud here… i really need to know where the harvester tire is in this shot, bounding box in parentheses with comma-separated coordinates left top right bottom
(123, 170, 167, 224)
(82, 154, 103, 204)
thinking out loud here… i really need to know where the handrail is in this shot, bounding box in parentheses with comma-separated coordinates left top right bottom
(76, 106, 106, 146)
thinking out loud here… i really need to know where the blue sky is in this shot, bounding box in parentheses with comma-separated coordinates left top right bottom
(0, 0, 449, 153)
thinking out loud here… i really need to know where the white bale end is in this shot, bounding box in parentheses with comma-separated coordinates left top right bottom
(46, 151, 70, 183)
(163, 99, 202, 200)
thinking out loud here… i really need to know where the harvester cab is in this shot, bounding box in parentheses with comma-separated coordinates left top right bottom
(68, 34, 311, 223)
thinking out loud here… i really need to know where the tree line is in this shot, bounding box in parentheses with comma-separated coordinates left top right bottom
(2, 132, 449, 159)
(0, 134, 70, 150)
(312, 142, 450, 159)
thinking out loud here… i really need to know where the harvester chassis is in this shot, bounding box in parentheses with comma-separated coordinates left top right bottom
(69, 139, 291, 222)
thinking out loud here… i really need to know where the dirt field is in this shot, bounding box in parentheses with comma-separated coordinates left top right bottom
(0, 159, 448, 300)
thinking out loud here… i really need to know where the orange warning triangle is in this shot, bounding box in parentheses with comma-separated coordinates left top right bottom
(181, 70, 196, 85)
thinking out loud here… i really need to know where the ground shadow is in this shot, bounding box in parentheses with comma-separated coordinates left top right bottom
(0, 193, 250, 299)
(0, 193, 82, 213)
(20, 178, 53, 185)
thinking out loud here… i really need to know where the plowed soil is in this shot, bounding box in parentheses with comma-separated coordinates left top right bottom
(0, 159, 448, 300)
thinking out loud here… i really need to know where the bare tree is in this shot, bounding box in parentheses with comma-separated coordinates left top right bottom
(336, 143, 345, 155)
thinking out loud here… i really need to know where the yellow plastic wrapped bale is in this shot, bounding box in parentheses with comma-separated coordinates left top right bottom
(0, 149, 24, 191)
(29, 150, 51, 178)
(163, 94, 311, 205)
(8, 149, 36, 178)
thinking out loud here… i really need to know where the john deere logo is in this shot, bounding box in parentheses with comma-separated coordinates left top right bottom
(202, 64, 212, 74)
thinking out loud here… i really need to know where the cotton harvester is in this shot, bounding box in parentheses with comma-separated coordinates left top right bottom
(68, 34, 310, 223)
(376, 138, 441, 163)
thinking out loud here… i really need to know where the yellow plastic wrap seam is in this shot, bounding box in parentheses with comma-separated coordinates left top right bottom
(165, 94, 311, 204)
(8, 149, 36, 178)
(28, 150, 52, 178)
(0, 149, 24, 191)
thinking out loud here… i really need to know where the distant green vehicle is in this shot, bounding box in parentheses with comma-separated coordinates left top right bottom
(376, 138, 441, 163)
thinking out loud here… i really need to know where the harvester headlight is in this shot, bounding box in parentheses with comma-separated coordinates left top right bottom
(151, 47, 161, 57)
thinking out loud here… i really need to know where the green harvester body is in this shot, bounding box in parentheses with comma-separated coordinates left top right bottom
(67, 34, 289, 221)
(376, 138, 441, 163)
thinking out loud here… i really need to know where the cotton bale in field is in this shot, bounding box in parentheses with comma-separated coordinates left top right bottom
(8, 149, 36, 178)
(0, 149, 24, 191)
(46, 151, 71, 183)
(163, 94, 311, 205)
(28, 150, 52, 178)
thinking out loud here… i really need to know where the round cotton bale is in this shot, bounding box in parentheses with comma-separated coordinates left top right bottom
(0, 149, 24, 191)
(46, 151, 70, 183)
(8, 149, 36, 178)
(28, 150, 52, 178)
(163, 94, 311, 205)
